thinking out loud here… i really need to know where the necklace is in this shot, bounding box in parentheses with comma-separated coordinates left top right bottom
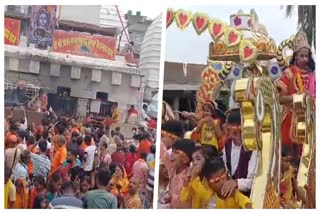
(292, 66, 308, 93)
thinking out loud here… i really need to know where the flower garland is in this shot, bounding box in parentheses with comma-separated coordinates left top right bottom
(295, 72, 305, 94)
(161, 130, 180, 142)
(292, 66, 306, 94)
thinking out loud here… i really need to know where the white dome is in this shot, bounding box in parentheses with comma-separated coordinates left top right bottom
(139, 13, 162, 89)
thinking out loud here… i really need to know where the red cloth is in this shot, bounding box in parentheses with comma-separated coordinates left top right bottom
(128, 109, 139, 116)
(275, 66, 300, 146)
(36, 126, 45, 135)
(30, 189, 45, 208)
(60, 163, 72, 181)
(5, 133, 17, 148)
(104, 118, 114, 127)
(46, 149, 51, 158)
(124, 153, 138, 177)
(136, 140, 152, 159)
(125, 52, 135, 64)
(147, 119, 157, 129)
(29, 189, 37, 209)
(71, 127, 80, 134)
(111, 151, 125, 166)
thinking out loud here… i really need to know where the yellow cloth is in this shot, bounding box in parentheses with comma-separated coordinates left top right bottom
(117, 178, 129, 193)
(184, 131, 193, 139)
(180, 177, 214, 208)
(14, 179, 29, 208)
(215, 190, 252, 208)
(112, 166, 129, 194)
(112, 108, 121, 123)
(148, 159, 155, 170)
(125, 193, 142, 209)
(201, 122, 218, 148)
(4, 179, 16, 209)
(281, 166, 294, 203)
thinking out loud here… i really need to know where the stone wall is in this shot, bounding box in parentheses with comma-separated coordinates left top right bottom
(5, 46, 144, 116)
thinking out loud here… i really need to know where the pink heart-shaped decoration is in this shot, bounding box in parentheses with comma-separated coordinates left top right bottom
(244, 46, 253, 58)
(196, 17, 205, 30)
(229, 31, 238, 44)
(166, 9, 175, 28)
(179, 13, 188, 26)
(192, 13, 209, 35)
(213, 23, 222, 36)
(167, 11, 171, 24)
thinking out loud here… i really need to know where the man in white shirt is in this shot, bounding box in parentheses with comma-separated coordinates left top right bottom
(140, 104, 151, 121)
(19, 118, 28, 130)
(221, 108, 258, 198)
(83, 136, 96, 175)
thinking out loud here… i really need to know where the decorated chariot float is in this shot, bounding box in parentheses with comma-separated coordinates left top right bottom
(165, 8, 315, 208)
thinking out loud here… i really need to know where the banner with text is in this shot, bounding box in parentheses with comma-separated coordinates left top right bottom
(4, 18, 21, 46)
(52, 30, 116, 60)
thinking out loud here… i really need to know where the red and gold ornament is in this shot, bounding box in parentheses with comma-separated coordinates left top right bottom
(166, 8, 175, 28)
(192, 12, 209, 35)
(175, 9, 192, 31)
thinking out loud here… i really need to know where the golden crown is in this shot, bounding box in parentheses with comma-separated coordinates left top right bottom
(293, 31, 311, 52)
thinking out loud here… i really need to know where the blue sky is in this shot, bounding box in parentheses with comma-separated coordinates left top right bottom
(165, 5, 298, 64)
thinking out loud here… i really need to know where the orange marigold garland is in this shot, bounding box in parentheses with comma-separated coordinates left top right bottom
(295, 72, 305, 94)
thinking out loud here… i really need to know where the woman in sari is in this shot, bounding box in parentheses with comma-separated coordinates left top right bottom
(14, 178, 29, 208)
(110, 165, 129, 194)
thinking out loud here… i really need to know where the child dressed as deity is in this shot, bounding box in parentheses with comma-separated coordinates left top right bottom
(280, 146, 300, 209)
(183, 101, 224, 151)
(203, 155, 253, 209)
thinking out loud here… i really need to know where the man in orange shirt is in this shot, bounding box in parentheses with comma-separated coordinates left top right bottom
(71, 122, 80, 134)
(50, 135, 67, 177)
(136, 133, 152, 159)
(51, 124, 65, 148)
